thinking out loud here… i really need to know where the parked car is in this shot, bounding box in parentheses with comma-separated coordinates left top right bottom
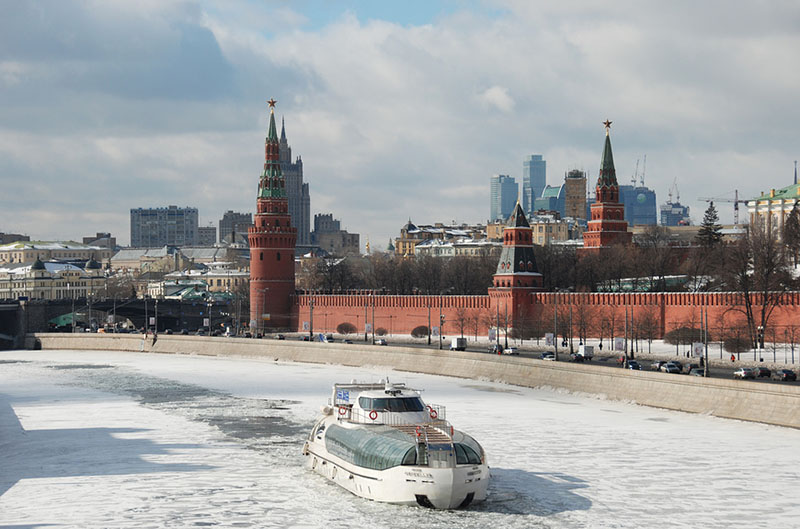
(772, 369, 797, 381)
(164, 329, 173, 335)
(627, 360, 642, 370)
(689, 368, 706, 376)
(195, 329, 206, 336)
(180, 329, 189, 335)
(276, 334, 286, 340)
(344, 339, 353, 344)
(733, 367, 756, 380)
(488, 344, 504, 354)
(661, 362, 681, 374)
(540, 352, 556, 361)
(670, 361, 684, 372)
(503, 347, 519, 356)
(754, 366, 771, 378)
(651, 361, 668, 371)
(375, 338, 388, 346)
(684, 363, 700, 374)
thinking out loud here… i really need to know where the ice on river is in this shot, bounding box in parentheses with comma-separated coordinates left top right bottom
(1, 349, 799, 528)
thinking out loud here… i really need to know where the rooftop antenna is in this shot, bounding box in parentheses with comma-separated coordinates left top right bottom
(795, 160, 797, 185)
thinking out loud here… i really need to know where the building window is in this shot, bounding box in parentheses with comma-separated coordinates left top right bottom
(277, 252, 281, 261)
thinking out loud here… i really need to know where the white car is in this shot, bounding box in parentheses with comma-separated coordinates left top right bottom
(502, 347, 519, 355)
(375, 338, 388, 346)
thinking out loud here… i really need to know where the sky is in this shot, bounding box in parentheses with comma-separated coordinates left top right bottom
(1, 0, 799, 249)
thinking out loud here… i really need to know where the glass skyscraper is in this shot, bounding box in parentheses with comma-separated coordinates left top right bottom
(490, 174, 518, 222)
(522, 154, 546, 213)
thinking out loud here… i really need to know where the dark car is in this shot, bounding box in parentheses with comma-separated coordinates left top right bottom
(670, 360, 684, 372)
(684, 363, 700, 374)
(569, 352, 585, 363)
(772, 369, 797, 381)
(180, 329, 189, 335)
(344, 339, 353, 344)
(488, 344, 504, 354)
(754, 366, 771, 378)
(164, 329, 173, 335)
(627, 360, 642, 370)
(276, 334, 286, 340)
(195, 329, 207, 336)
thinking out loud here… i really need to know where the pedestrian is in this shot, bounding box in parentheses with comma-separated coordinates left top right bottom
(599, 342, 603, 351)
(730, 354, 735, 363)
(152, 331, 158, 346)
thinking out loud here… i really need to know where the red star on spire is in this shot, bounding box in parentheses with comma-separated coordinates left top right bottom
(267, 98, 277, 109)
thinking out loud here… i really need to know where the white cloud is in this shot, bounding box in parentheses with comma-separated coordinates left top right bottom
(479, 86, 515, 113)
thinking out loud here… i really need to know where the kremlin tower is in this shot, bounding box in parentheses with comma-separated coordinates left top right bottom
(249, 99, 297, 332)
(583, 120, 632, 249)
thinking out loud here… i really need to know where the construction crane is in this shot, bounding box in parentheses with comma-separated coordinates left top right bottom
(697, 189, 745, 225)
(667, 177, 679, 203)
(630, 154, 647, 187)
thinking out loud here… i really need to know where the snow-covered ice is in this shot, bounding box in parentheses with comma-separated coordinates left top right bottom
(1, 349, 799, 528)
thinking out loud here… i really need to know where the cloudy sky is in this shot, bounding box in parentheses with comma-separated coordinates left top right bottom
(2, 0, 799, 249)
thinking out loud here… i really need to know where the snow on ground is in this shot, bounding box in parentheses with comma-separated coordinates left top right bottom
(1, 349, 799, 528)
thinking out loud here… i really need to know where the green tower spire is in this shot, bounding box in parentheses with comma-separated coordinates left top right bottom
(258, 98, 286, 199)
(597, 120, 617, 188)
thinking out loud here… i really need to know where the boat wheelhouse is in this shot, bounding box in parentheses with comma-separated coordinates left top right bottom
(303, 381, 489, 509)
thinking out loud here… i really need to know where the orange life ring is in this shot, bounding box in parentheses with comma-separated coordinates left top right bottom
(338, 406, 347, 416)
(429, 407, 438, 420)
(369, 410, 378, 420)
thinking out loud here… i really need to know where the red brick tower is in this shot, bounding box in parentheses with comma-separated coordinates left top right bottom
(488, 203, 543, 339)
(249, 99, 297, 332)
(583, 120, 632, 249)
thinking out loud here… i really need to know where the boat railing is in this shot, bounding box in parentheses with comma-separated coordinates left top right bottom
(335, 403, 449, 430)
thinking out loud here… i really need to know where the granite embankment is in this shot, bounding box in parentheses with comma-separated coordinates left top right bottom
(26, 333, 800, 429)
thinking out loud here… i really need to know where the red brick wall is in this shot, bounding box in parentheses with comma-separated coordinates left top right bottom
(295, 291, 800, 340)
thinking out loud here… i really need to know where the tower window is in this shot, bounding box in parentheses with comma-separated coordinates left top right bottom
(260, 252, 263, 261)
(277, 252, 281, 261)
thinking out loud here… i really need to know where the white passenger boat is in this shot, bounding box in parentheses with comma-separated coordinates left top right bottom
(303, 380, 489, 509)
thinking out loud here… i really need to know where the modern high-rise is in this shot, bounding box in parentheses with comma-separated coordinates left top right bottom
(490, 174, 518, 222)
(279, 118, 311, 246)
(522, 155, 546, 213)
(130, 206, 199, 248)
(219, 210, 253, 244)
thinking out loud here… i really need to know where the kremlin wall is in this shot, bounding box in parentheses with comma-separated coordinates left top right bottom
(250, 103, 800, 341)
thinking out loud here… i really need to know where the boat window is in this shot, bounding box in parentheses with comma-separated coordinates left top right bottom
(455, 443, 482, 465)
(359, 397, 425, 412)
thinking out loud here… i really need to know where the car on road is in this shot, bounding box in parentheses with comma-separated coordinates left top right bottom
(661, 362, 681, 374)
(375, 338, 388, 346)
(488, 344, 504, 354)
(754, 366, 771, 378)
(502, 347, 519, 355)
(689, 368, 706, 377)
(540, 352, 556, 361)
(627, 360, 642, 370)
(276, 334, 286, 340)
(343, 339, 353, 344)
(569, 352, 585, 363)
(670, 360, 684, 372)
(733, 367, 756, 380)
(772, 369, 797, 381)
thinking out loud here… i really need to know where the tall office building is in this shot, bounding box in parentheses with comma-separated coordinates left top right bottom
(198, 226, 217, 246)
(522, 155, 546, 213)
(279, 118, 311, 246)
(130, 205, 199, 248)
(219, 210, 253, 244)
(490, 174, 518, 222)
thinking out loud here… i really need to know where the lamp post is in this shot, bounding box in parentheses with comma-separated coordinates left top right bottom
(309, 297, 314, 341)
(553, 291, 558, 360)
(260, 287, 269, 336)
(364, 294, 368, 342)
(154, 298, 159, 333)
(371, 292, 375, 345)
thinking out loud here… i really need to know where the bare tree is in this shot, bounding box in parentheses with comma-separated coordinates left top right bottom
(716, 217, 795, 347)
(454, 306, 469, 338)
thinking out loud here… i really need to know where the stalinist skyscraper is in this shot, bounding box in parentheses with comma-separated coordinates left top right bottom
(279, 117, 311, 246)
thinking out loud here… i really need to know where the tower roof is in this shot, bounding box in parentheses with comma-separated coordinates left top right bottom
(506, 202, 530, 228)
(596, 122, 617, 188)
(280, 116, 287, 142)
(259, 98, 286, 199)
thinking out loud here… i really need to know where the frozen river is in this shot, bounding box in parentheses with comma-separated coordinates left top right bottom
(1, 349, 799, 528)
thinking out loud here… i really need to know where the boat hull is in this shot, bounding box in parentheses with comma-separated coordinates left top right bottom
(304, 428, 488, 509)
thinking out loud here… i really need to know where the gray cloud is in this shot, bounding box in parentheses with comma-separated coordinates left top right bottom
(1, 0, 799, 246)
